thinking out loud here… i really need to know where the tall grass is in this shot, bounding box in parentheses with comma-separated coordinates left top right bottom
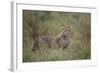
(23, 10, 91, 62)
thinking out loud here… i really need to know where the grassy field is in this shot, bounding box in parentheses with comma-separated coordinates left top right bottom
(23, 10, 91, 62)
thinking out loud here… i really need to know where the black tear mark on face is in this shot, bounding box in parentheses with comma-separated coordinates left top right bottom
(62, 30, 71, 40)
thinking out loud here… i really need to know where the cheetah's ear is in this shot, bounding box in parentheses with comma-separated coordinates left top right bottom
(70, 27, 72, 29)
(62, 25, 65, 30)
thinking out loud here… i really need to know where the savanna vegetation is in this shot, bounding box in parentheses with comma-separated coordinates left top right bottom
(23, 10, 91, 62)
